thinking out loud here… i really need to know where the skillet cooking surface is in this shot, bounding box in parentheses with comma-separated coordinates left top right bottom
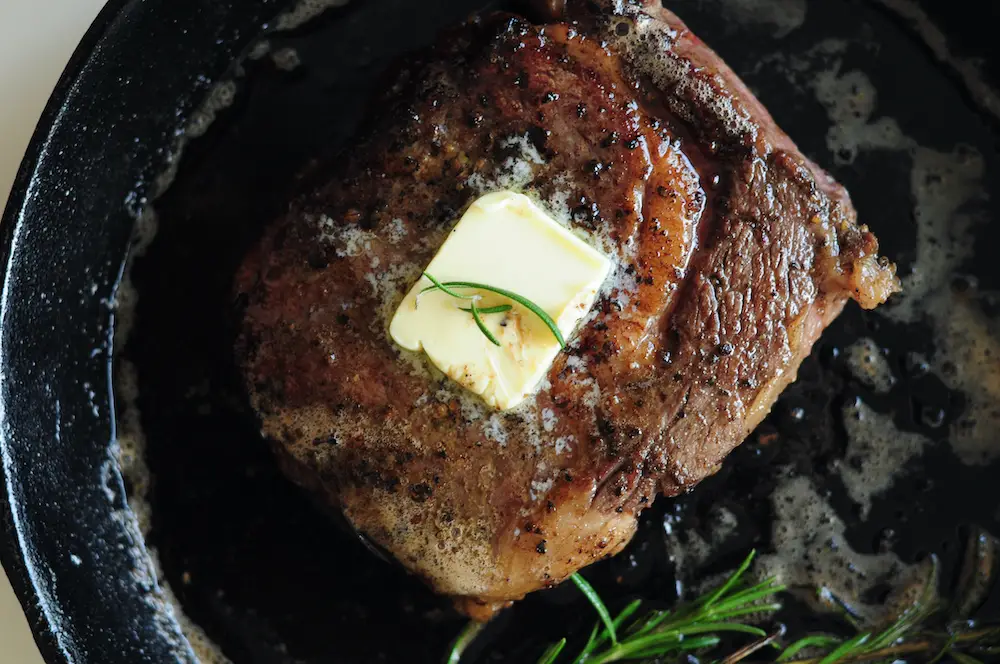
(4, 0, 1000, 662)
(130, 0, 1000, 661)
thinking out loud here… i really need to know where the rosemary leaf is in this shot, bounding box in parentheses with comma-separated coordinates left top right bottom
(575, 622, 601, 662)
(668, 622, 768, 638)
(470, 300, 502, 347)
(926, 635, 958, 664)
(446, 621, 485, 664)
(611, 599, 644, 630)
(817, 633, 870, 664)
(536, 638, 567, 664)
(625, 608, 671, 639)
(707, 581, 785, 615)
(674, 635, 722, 651)
(570, 573, 618, 645)
(639, 634, 721, 655)
(422, 272, 476, 300)
(702, 549, 759, 607)
(778, 635, 844, 661)
(579, 599, 645, 660)
(459, 304, 513, 315)
(710, 602, 784, 622)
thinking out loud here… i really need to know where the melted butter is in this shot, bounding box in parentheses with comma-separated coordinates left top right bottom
(273, 0, 350, 31)
(758, 476, 936, 624)
(270, 47, 302, 71)
(934, 295, 1000, 465)
(676, 0, 807, 38)
(390, 191, 611, 410)
(835, 400, 930, 518)
(844, 337, 896, 393)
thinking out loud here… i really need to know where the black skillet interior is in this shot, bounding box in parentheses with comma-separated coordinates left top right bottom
(3, 0, 1000, 663)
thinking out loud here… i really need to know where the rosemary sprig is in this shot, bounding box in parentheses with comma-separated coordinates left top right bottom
(420, 272, 566, 348)
(422, 272, 476, 301)
(445, 551, 785, 664)
(469, 299, 502, 347)
(555, 550, 783, 664)
(444, 547, 1000, 664)
(459, 304, 514, 315)
(420, 272, 504, 347)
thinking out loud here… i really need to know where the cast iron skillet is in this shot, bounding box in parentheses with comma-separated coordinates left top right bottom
(2, 0, 999, 662)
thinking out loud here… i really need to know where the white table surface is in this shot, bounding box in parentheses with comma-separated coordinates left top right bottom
(1, 1, 108, 662)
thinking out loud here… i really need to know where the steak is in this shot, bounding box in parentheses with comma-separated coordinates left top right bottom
(235, 0, 898, 620)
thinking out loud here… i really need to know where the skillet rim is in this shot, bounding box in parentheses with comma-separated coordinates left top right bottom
(0, 3, 135, 660)
(0, 0, 280, 661)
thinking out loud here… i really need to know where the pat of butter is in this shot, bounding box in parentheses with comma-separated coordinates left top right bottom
(390, 191, 611, 410)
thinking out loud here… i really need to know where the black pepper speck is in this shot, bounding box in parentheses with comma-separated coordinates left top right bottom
(409, 483, 433, 503)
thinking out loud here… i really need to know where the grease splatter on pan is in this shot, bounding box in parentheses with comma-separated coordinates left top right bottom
(844, 338, 896, 393)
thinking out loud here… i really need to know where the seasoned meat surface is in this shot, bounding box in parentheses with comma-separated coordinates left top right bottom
(236, 0, 898, 620)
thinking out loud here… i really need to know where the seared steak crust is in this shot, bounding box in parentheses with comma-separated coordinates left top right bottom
(236, 1, 897, 619)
